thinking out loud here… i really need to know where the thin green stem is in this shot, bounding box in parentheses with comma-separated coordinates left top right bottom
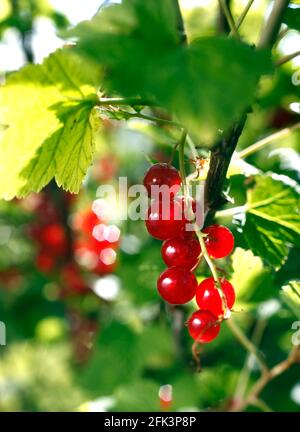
(251, 397, 274, 412)
(178, 130, 225, 305)
(274, 26, 289, 47)
(234, 318, 267, 402)
(98, 97, 153, 106)
(226, 318, 269, 374)
(215, 205, 248, 219)
(233, 344, 300, 411)
(258, 0, 290, 49)
(237, 122, 300, 159)
(229, 0, 255, 35)
(276, 50, 300, 66)
(186, 134, 199, 161)
(197, 234, 219, 284)
(196, 231, 229, 315)
(218, 0, 239, 38)
(123, 110, 183, 128)
(178, 130, 188, 195)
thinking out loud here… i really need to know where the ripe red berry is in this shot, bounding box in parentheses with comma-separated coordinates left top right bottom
(161, 234, 201, 270)
(39, 223, 67, 254)
(143, 163, 181, 197)
(157, 267, 197, 304)
(61, 263, 89, 294)
(92, 224, 120, 249)
(187, 310, 220, 343)
(94, 248, 118, 275)
(146, 199, 185, 240)
(35, 250, 56, 273)
(203, 224, 234, 259)
(73, 209, 100, 234)
(196, 277, 235, 317)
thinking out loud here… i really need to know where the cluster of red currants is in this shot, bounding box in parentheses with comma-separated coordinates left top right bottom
(73, 201, 120, 276)
(143, 163, 235, 344)
(27, 193, 70, 274)
(27, 193, 120, 296)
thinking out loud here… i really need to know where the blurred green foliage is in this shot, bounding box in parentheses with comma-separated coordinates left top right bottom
(0, 0, 299, 413)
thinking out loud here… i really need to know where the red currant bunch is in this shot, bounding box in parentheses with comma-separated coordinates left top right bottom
(27, 192, 120, 296)
(143, 162, 236, 345)
(73, 205, 120, 276)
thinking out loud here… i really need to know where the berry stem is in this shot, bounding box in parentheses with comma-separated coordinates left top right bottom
(178, 129, 188, 196)
(233, 317, 267, 402)
(217, 0, 239, 38)
(98, 97, 153, 106)
(120, 110, 183, 128)
(195, 225, 269, 373)
(178, 128, 228, 312)
(229, 0, 255, 35)
(195, 230, 229, 315)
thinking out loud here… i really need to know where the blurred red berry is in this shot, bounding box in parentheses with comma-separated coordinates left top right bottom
(35, 250, 56, 273)
(39, 223, 67, 255)
(61, 263, 89, 294)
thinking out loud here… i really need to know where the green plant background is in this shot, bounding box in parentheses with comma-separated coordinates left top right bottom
(0, 0, 299, 412)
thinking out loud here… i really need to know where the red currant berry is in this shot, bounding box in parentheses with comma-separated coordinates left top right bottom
(39, 223, 67, 254)
(92, 224, 120, 249)
(146, 199, 185, 240)
(94, 248, 118, 275)
(73, 209, 100, 234)
(196, 277, 235, 317)
(161, 235, 201, 270)
(61, 263, 89, 294)
(157, 267, 197, 304)
(35, 250, 56, 273)
(187, 310, 220, 343)
(203, 224, 234, 259)
(143, 163, 181, 197)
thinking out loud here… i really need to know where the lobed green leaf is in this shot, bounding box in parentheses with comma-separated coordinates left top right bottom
(64, 0, 272, 144)
(239, 174, 300, 269)
(0, 49, 100, 199)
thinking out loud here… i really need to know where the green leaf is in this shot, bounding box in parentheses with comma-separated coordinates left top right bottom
(20, 102, 98, 195)
(281, 280, 300, 318)
(64, 0, 272, 144)
(196, 366, 238, 408)
(113, 379, 159, 412)
(230, 247, 274, 306)
(78, 322, 143, 397)
(283, 6, 300, 31)
(0, 49, 100, 199)
(239, 174, 300, 269)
